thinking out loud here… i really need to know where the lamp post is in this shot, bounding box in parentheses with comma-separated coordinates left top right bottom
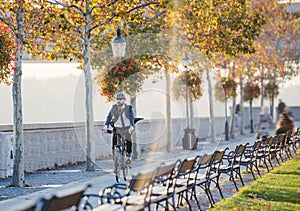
(111, 27, 126, 58)
(180, 53, 196, 150)
(220, 66, 230, 141)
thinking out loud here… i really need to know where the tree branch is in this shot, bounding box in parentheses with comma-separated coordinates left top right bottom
(107, 0, 120, 7)
(46, 0, 85, 17)
(89, 1, 161, 39)
(0, 12, 17, 36)
(126, 2, 160, 14)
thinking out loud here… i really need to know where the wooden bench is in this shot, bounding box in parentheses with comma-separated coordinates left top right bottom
(6, 197, 44, 211)
(40, 184, 90, 211)
(219, 144, 248, 191)
(92, 170, 156, 211)
(240, 140, 263, 180)
(149, 160, 181, 210)
(175, 157, 201, 210)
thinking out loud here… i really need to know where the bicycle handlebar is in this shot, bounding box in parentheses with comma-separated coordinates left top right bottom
(105, 129, 115, 134)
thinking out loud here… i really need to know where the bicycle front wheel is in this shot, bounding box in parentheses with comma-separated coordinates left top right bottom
(114, 147, 121, 183)
(122, 155, 129, 181)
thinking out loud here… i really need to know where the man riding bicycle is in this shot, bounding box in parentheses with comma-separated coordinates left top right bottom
(103, 92, 135, 163)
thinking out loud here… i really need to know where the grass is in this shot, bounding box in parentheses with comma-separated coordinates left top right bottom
(212, 151, 300, 211)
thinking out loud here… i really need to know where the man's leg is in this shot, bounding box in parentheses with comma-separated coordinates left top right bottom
(126, 140, 132, 164)
(112, 133, 118, 160)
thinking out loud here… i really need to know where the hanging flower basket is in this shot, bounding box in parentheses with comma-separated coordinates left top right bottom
(98, 58, 145, 101)
(172, 70, 203, 101)
(264, 80, 279, 98)
(244, 82, 260, 102)
(214, 77, 238, 102)
(0, 23, 15, 85)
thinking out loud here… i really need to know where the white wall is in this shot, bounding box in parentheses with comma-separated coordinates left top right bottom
(1, 61, 299, 125)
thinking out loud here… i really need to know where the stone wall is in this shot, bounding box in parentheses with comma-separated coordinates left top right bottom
(0, 117, 226, 174)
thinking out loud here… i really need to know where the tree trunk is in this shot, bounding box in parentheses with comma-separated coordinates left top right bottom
(130, 97, 139, 158)
(250, 99, 254, 133)
(165, 71, 173, 152)
(230, 98, 236, 139)
(270, 92, 274, 119)
(206, 68, 216, 143)
(12, 3, 25, 187)
(240, 78, 245, 135)
(84, 2, 95, 171)
(260, 64, 264, 107)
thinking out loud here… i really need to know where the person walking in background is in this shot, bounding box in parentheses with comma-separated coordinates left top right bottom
(234, 104, 241, 134)
(256, 106, 273, 139)
(277, 99, 286, 120)
(275, 106, 297, 135)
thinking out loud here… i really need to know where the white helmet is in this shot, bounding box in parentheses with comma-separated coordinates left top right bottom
(115, 92, 125, 99)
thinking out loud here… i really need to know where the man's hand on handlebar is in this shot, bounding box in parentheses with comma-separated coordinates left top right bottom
(103, 126, 108, 133)
(129, 126, 135, 134)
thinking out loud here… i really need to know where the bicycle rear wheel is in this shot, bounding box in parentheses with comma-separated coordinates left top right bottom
(114, 147, 121, 182)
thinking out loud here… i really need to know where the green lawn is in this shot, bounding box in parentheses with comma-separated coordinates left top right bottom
(212, 151, 300, 211)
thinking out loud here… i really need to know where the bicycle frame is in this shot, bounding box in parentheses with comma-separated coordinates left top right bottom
(107, 118, 143, 182)
(109, 129, 129, 182)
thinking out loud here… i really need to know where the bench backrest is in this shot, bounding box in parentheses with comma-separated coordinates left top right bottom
(41, 184, 89, 211)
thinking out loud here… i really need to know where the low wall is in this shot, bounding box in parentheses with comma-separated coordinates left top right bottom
(0, 117, 225, 174)
(243, 106, 300, 127)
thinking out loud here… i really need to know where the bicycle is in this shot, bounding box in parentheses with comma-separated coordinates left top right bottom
(107, 129, 130, 182)
(106, 118, 143, 183)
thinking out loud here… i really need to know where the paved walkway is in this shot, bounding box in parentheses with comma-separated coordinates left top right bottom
(0, 122, 298, 210)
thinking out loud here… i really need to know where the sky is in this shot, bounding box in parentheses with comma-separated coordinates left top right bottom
(0, 61, 299, 125)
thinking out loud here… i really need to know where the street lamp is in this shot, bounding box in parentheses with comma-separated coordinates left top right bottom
(180, 53, 196, 150)
(111, 27, 126, 58)
(220, 66, 229, 141)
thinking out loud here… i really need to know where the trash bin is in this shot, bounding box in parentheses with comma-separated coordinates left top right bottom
(182, 128, 197, 150)
(0, 133, 14, 178)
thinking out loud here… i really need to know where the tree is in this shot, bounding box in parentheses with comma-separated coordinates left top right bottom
(248, 0, 299, 107)
(40, 0, 168, 170)
(174, 0, 265, 142)
(264, 79, 279, 118)
(244, 82, 260, 133)
(0, 0, 26, 187)
(0, 0, 81, 186)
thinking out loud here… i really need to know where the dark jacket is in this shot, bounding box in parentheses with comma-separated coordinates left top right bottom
(104, 104, 135, 128)
(276, 112, 296, 135)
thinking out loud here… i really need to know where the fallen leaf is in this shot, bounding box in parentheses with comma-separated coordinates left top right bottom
(266, 203, 271, 211)
(248, 193, 256, 199)
(232, 208, 243, 211)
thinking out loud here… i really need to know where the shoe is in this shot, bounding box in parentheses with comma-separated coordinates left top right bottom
(127, 153, 132, 164)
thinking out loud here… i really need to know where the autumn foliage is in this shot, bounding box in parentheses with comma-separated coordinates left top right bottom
(264, 80, 279, 99)
(0, 23, 15, 85)
(244, 83, 260, 102)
